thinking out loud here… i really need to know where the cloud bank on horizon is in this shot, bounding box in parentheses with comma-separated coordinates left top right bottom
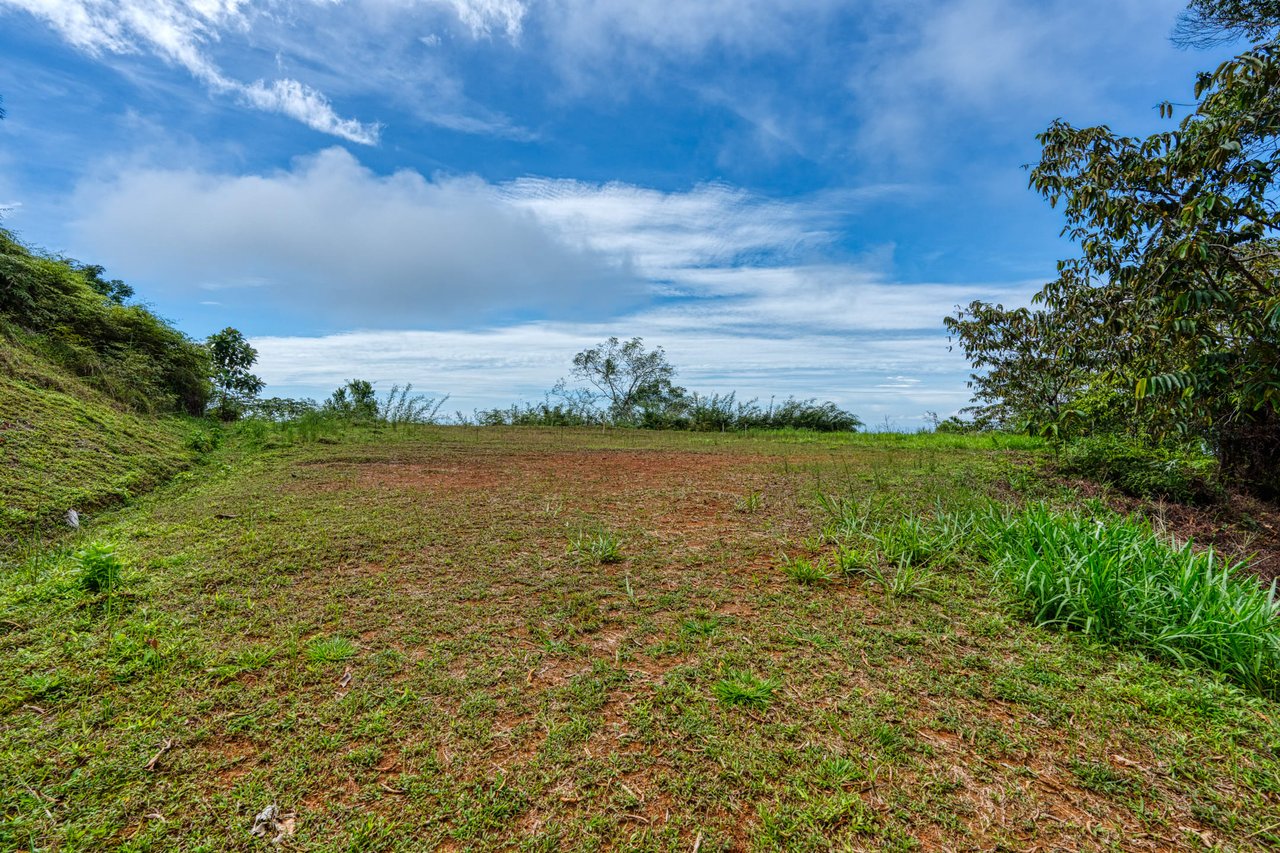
(0, 0, 1227, 424)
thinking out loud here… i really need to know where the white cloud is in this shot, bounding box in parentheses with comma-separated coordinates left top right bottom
(71, 147, 640, 324)
(58, 144, 1042, 421)
(444, 0, 524, 40)
(0, 0, 379, 143)
(846, 0, 1191, 161)
(71, 145, 1035, 336)
(248, 323, 980, 422)
(240, 78, 380, 145)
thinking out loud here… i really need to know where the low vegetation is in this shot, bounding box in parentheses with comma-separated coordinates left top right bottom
(3, 427, 1279, 850)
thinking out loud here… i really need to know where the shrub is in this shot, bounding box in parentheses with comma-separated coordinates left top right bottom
(186, 426, 222, 454)
(75, 542, 123, 594)
(1058, 435, 1221, 503)
(975, 505, 1280, 698)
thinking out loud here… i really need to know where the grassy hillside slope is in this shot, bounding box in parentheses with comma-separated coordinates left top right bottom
(0, 332, 193, 542)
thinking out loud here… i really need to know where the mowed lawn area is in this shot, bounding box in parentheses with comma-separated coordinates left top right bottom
(3, 428, 1279, 851)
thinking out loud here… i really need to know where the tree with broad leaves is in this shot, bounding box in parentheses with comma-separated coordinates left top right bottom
(570, 337, 684, 425)
(950, 0, 1280, 495)
(207, 327, 265, 420)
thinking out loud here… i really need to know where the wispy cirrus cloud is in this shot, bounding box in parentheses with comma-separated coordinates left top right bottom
(0, 0, 381, 143)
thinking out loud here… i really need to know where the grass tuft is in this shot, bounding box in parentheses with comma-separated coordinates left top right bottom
(712, 670, 780, 709)
(972, 504, 1280, 698)
(306, 635, 358, 663)
(779, 554, 834, 584)
(735, 490, 765, 513)
(567, 528, 623, 564)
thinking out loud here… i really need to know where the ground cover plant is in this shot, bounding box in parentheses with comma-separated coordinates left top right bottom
(3, 426, 1280, 850)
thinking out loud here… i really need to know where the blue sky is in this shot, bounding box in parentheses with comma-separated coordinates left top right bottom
(0, 0, 1237, 425)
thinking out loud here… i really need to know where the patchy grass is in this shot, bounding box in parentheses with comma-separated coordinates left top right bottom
(1, 427, 1278, 850)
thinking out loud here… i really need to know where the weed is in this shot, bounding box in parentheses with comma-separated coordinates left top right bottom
(735, 490, 765, 513)
(185, 425, 221, 453)
(975, 504, 1280, 697)
(712, 670, 780, 709)
(865, 560, 936, 599)
(74, 542, 123, 595)
(681, 616, 722, 638)
(306, 635, 358, 663)
(567, 528, 623, 564)
(780, 554, 834, 584)
(835, 546, 876, 576)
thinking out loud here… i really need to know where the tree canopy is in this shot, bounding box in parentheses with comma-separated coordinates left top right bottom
(570, 337, 684, 424)
(207, 327, 265, 420)
(949, 0, 1280, 495)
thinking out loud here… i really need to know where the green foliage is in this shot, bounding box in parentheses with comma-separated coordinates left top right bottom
(973, 504, 1280, 698)
(206, 327, 264, 420)
(1175, 0, 1280, 46)
(0, 231, 211, 414)
(948, 7, 1280, 495)
(246, 396, 320, 421)
(712, 670, 780, 709)
(74, 542, 123, 594)
(1058, 435, 1222, 503)
(378, 384, 449, 427)
(779, 554, 834, 584)
(570, 336, 682, 424)
(185, 425, 222, 454)
(567, 528, 623, 564)
(322, 380, 448, 428)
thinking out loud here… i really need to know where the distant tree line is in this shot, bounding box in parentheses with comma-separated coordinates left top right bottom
(0, 232, 858, 435)
(472, 337, 862, 432)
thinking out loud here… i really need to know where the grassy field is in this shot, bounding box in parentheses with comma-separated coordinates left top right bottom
(3, 427, 1279, 851)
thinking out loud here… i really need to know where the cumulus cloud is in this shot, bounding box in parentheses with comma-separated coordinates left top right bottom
(71, 145, 1035, 334)
(63, 145, 1035, 421)
(0, 0, 380, 143)
(71, 147, 642, 324)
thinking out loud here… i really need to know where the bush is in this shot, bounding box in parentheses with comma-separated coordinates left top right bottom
(973, 505, 1280, 698)
(75, 542, 123, 594)
(1058, 435, 1221, 503)
(0, 229, 211, 414)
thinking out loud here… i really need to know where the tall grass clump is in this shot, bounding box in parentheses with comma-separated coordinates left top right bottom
(976, 505, 1280, 698)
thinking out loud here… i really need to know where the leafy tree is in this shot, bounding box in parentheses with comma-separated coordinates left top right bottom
(207, 327, 264, 420)
(950, 0, 1280, 495)
(570, 337, 684, 424)
(325, 379, 378, 421)
(945, 301, 1108, 434)
(1175, 0, 1280, 46)
(75, 263, 134, 304)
